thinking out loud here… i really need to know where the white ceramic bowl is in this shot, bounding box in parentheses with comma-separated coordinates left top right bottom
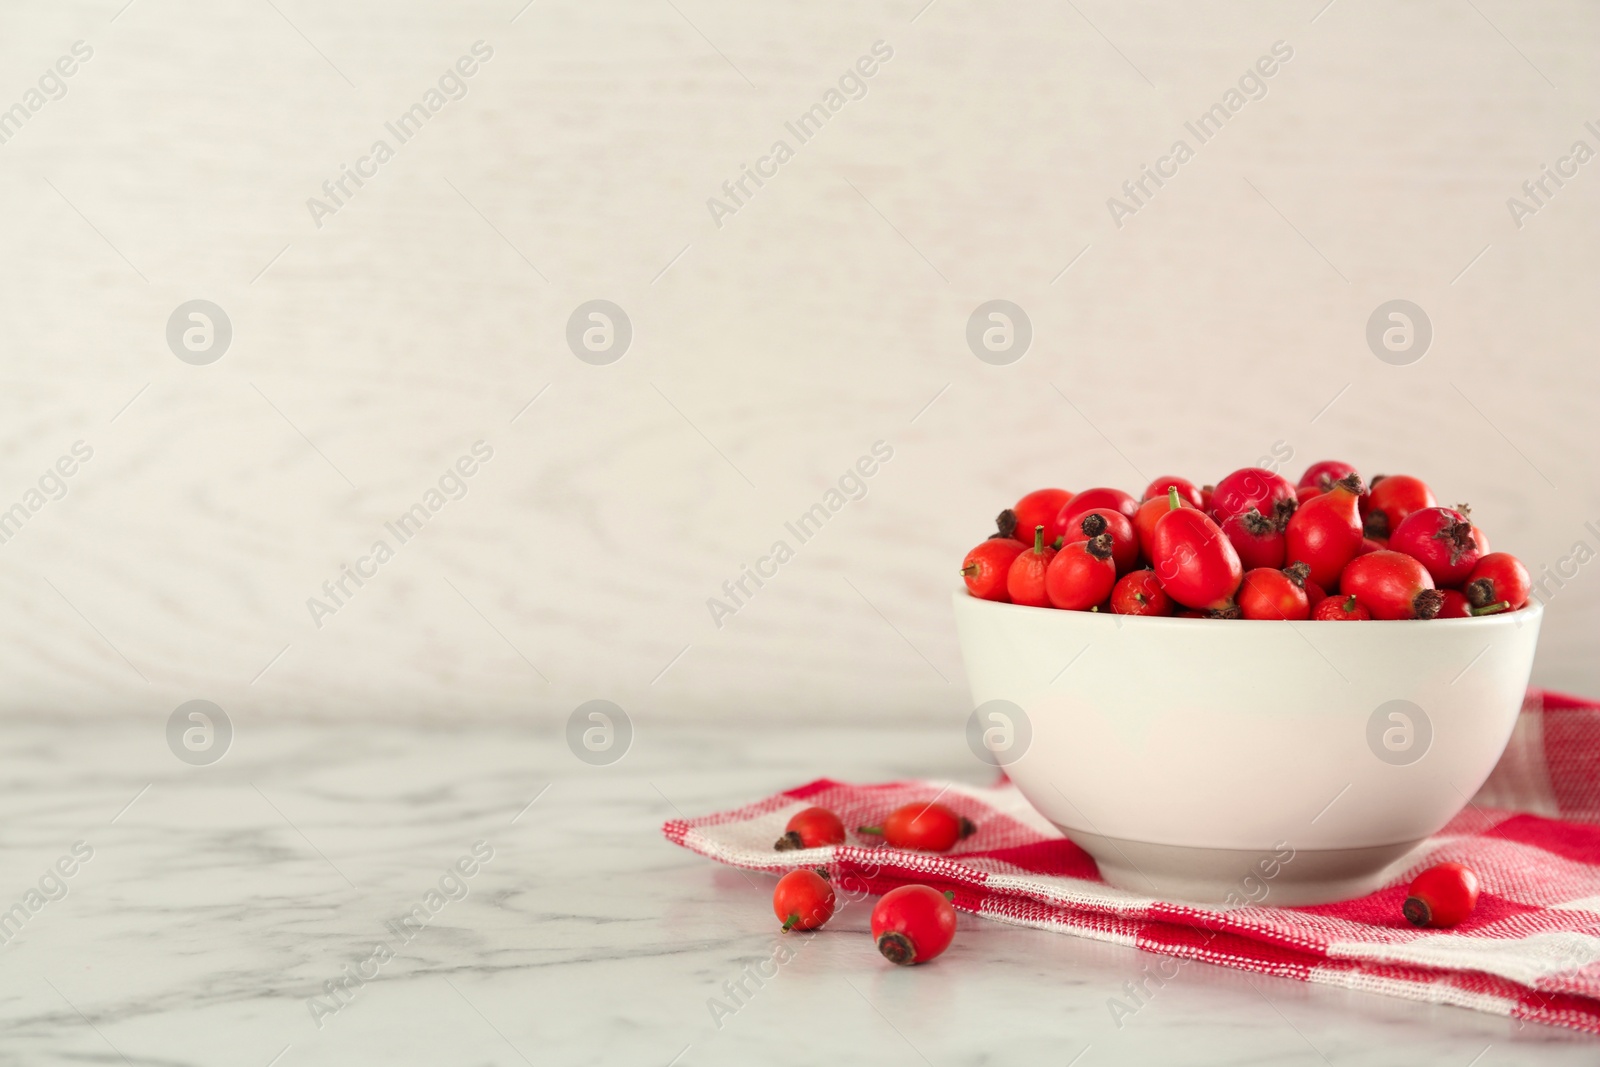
(952, 592, 1542, 904)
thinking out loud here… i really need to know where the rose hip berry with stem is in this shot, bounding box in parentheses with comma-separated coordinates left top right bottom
(872, 885, 958, 965)
(1069, 509, 1138, 574)
(1210, 467, 1297, 527)
(773, 868, 835, 932)
(1403, 862, 1480, 928)
(1298, 460, 1358, 492)
(1285, 472, 1366, 592)
(1391, 506, 1480, 588)
(1237, 563, 1312, 621)
(1220, 507, 1287, 570)
(1313, 593, 1370, 621)
(960, 539, 1025, 602)
(1341, 550, 1444, 620)
(774, 806, 847, 851)
(1465, 553, 1531, 613)
(1011, 488, 1073, 546)
(1134, 493, 1194, 562)
(1363, 474, 1436, 540)
(1149, 488, 1243, 613)
(1046, 533, 1118, 610)
(1142, 475, 1204, 509)
(1005, 526, 1057, 608)
(859, 802, 975, 853)
(1110, 570, 1174, 616)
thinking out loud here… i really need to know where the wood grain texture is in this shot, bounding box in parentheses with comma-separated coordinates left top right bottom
(0, 0, 1595, 721)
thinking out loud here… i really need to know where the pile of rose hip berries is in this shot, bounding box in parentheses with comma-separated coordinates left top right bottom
(960, 462, 1532, 621)
(769, 802, 969, 964)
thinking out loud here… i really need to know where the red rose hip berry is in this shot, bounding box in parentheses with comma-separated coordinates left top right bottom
(1210, 467, 1297, 527)
(1403, 862, 1480, 928)
(1046, 533, 1118, 610)
(1057, 486, 1139, 527)
(1149, 488, 1243, 612)
(1068, 509, 1139, 574)
(1313, 593, 1370, 621)
(1341, 550, 1444, 620)
(1005, 527, 1057, 608)
(1110, 570, 1173, 616)
(872, 885, 958, 965)
(774, 806, 847, 851)
(1220, 507, 1287, 570)
(1436, 589, 1473, 619)
(1390, 506, 1481, 588)
(1142, 475, 1204, 509)
(1011, 488, 1073, 546)
(1298, 460, 1357, 492)
(1133, 493, 1194, 562)
(1464, 553, 1531, 613)
(1285, 472, 1366, 592)
(773, 868, 836, 931)
(1237, 563, 1312, 621)
(1363, 474, 1436, 540)
(960, 539, 1025, 602)
(859, 802, 975, 853)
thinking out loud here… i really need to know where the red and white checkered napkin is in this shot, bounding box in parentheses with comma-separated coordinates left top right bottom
(664, 689, 1600, 1034)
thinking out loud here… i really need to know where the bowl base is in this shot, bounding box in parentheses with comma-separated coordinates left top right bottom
(1064, 829, 1424, 906)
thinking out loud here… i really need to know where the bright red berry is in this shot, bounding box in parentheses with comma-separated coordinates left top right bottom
(1471, 524, 1491, 554)
(871, 885, 958, 965)
(1285, 472, 1366, 591)
(1357, 536, 1387, 556)
(1363, 474, 1436, 540)
(1210, 467, 1297, 527)
(1005, 526, 1057, 608)
(1011, 489, 1073, 546)
(1110, 570, 1173, 616)
(773, 868, 835, 931)
(960, 539, 1025, 602)
(1295, 484, 1322, 505)
(1304, 579, 1328, 608)
(1464, 553, 1530, 613)
(1341, 550, 1444, 620)
(1391, 506, 1481, 588)
(1046, 533, 1118, 610)
(859, 802, 975, 853)
(774, 807, 847, 851)
(1150, 488, 1243, 613)
(1067, 509, 1138, 574)
(1057, 487, 1139, 528)
(1142, 475, 1204, 509)
(1134, 493, 1194, 563)
(1435, 589, 1473, 618)
(1403, 862, 1480, 928)
(1237, 563, 1312, 621)
(1313, 593, 1369, 620)
(1220, 507, 1287, 570)
(1298, 460, 1357, 492)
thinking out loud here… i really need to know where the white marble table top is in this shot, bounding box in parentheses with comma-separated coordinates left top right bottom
(0, 713, 1595, 1067)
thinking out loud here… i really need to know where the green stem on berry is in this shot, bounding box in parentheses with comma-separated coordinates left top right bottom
(1033, 525, 1045, 554)
(1168, 486, 1181, 511)
(858, 825, 882, 835)
(1471, 600, 1510, 616)
(782, 913, 800, 931)
(960, 563, 978, 577)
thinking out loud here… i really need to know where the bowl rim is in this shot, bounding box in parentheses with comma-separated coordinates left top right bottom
(952, 588, 1544, 629)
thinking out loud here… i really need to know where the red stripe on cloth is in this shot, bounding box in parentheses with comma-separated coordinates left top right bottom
(1484, 813, 1600, 866)
(973, 839, 1101, 879)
